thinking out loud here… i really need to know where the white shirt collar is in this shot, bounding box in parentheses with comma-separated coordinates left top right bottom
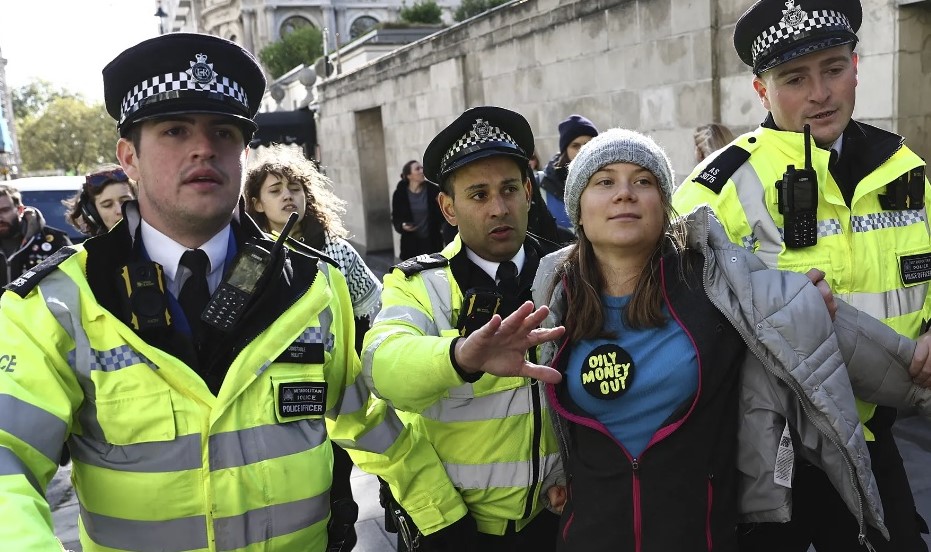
(140, 219, 230, 295)
(466, 246, 526, 284)
(830, 134, 844, 159)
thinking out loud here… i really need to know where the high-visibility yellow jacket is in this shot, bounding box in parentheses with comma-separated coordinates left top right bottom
(362, 236, 562, 536)
(673, 120, 931, 438)
(0, 210, 465, 552)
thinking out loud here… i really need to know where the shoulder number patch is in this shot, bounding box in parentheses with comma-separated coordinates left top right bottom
(394, 253, 449, 278)
(692, 145, 751, 194)
(3, 246, 78, 298)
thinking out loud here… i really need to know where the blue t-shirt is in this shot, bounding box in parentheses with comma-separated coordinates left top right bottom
(566, 294, 698, 458)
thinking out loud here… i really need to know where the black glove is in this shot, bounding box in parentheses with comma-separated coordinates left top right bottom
(419, 514, 479, 552)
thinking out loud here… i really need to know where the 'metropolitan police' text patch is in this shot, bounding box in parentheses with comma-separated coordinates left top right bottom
(278, 382, 327, 418)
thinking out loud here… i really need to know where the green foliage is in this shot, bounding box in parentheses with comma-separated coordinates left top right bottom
(16, 97, 117, 175)
(400, 0, 443, 24)
(11, 80, 78, 121)
(453, 0, 510, 22)
(259, 25, 324, 79)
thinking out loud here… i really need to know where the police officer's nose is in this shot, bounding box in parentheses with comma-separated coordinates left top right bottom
(809, 75, 831, 104)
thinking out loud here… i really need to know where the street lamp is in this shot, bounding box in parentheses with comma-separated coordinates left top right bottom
(154, 2, 168, 35)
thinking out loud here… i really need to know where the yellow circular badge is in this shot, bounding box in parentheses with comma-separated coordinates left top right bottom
(579, 344, 634, 400)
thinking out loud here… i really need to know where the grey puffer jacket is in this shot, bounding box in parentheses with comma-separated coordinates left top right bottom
(533, 206, 931, 541)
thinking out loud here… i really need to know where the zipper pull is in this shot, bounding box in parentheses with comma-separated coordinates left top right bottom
(631, 458, 639, 471)
(859, 533, 876, 552)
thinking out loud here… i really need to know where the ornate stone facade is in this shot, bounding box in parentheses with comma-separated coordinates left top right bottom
(160, 0, 459, 57)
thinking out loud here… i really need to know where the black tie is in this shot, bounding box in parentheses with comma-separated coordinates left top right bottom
(178, 249, 210, 335)
(496, 260, 518, 298)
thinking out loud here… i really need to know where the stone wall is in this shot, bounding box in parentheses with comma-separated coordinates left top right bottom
(317, 0, 931, 255)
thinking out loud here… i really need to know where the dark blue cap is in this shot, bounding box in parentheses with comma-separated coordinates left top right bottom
(423, 106, 534, 185)
(103, 33, 266, 136)
(734, 0, 861, 74)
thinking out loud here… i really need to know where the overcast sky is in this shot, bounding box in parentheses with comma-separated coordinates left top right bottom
(1, 0, 160, 103)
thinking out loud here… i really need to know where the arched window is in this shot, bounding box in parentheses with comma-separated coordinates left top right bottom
(349, 15, 379, 40)
(280, 16, 314, 39)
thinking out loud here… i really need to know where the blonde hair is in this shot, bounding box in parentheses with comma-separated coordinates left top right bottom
(694, 123, 736, 162)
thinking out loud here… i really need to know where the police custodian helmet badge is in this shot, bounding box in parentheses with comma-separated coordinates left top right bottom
(781, 0, 807, 28)
(471, 119, 492, 141)
(187, 53, 217, 88)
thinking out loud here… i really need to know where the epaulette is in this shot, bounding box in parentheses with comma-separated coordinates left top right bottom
(285, 236, 339, 269)
(691, 144, 751, 194)
(393, 253, 449, 278)
(3, 246, 78, 298)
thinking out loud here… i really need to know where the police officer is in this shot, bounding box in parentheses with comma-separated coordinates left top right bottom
(363, 106, 565, 551)
(673, 1, 931, 550)
(0, 33, 459, 551)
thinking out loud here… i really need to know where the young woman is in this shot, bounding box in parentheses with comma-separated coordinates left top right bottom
(63, 164, 136, 236)
(244, 144, 383, 552)
(533, 129, 931, 551)
(391, 159, 444, 259)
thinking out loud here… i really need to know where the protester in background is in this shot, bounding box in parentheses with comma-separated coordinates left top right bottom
(536, 128, 931, 552)
(0, 183, 71, 287)
(245, 143, 384, 552)
(63, 164, 136, 237)
(540, 114, 598, 232)
(693, 123, 735, 163)
(674, 1, 931, 549)
(392, 159, 444, 260)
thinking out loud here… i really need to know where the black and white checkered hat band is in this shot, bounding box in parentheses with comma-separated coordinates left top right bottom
(119, 72, 249, 124)
(441, 125, 519, 168)
(751, 10, 851, 66)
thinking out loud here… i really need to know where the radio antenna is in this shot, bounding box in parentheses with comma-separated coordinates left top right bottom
(803, 124, 813, 171)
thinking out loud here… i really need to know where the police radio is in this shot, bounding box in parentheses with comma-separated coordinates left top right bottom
(456, 289, 502, 337)
(202, 213, 298, 331)
(776, 124, 818, 248)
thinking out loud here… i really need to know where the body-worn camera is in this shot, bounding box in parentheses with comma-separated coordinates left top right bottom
(456, 289, 502, 337)
(118, 261, 170, 330)
(776, 124, 818, 249)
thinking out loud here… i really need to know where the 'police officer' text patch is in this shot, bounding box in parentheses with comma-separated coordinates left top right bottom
(900, 253, 931, 286)
(278, 382, 327, 418)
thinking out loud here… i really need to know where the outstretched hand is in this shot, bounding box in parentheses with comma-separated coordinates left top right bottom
(453, 301, 564, 384)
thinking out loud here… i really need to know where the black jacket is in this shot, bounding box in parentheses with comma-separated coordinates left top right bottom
(0, 207, 72, 287)
(550, 250, 745, 552)
(391, 180, 444, 260)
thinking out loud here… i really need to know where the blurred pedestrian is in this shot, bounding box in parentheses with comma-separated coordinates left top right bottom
(693, 123, 735, 163)
(540, 114, 598, 232)
(63, 164, 136, 236)
(392, 159, 444, 260)
(0, 183, 71, 287)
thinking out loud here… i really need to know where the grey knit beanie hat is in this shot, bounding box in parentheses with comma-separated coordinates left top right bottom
(564, 128, 675, 228)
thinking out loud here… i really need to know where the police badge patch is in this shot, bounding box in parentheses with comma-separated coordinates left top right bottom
(781, 0, 808, 28)
(471, 119, 492, 141)
(187, 53, 217, 89)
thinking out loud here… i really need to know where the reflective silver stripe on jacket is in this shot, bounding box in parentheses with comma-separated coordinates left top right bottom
(0, 446, 41, 495)
(731, 163, 782, 267)
(40, 274, 107, 442)
(841, 284, 929, 321)
(363, 306, 440, 395)
(70, 433, 202, 473)
(421, 268, 456, 332)
(0, 394, 67, 462)
(347, 407, 405, 455)
(213, 492, 329, 551)
(209, 419, 326, 471)
(337, 375, 369, 418)
(444, 452, 561, 490)
(421, 386, 528, 423)
(80, 505, 208, 552)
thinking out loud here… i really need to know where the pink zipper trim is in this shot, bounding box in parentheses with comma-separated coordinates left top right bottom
(562, 512, 574, 542)
(706, 477, 714, 550)
(633, 467, 642, 552)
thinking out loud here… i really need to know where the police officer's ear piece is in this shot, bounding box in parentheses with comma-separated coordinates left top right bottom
(79, 191, 103, 233)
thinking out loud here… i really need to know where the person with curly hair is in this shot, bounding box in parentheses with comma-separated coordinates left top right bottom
(62, 163, 136, 236)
